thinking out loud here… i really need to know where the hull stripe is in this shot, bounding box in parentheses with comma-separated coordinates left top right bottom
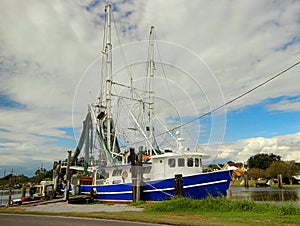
(81, 179, 228, 195)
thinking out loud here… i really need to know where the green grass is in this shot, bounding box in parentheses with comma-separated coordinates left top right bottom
(1, 197, 300, 225)
(146, 196, 300, 215)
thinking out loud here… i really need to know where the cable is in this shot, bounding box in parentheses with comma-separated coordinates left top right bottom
(128, 60, 300, 144)
(163, 60, 300, 134)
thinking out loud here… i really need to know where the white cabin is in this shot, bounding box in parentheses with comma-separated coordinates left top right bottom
(88, 152, 210, 185)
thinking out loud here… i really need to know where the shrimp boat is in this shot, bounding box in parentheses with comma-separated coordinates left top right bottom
(60, 4, 233, 202)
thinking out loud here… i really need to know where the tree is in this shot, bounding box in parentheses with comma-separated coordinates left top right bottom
(266, 161, 298, 185)
(29, 168, 53, 183)
(247, 153, 281, 170)
(247, 168, 266, 181)
(16, 174, 29, 184)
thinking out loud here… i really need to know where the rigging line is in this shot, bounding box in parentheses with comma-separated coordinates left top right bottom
(111, 11, 133, 82)
(129, 60, 300, 145)
(154, 34, 177, 111)
(111, 12, 146, 104)
(144, 181, 173, 197)
(163, 60, 300, 134)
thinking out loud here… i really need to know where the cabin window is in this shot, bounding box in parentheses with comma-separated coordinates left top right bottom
(112, 169, 122, 176)
(98, 169, 109, 179)
(178, 158, 185, 167)
(96, 180, 104, 185)
(195, 158, 199, 167)
(200, 159, 202, 167)
(168, 158, 176, 168)
(187, 158, 193, 167)
(143, 166, 152, 174)
(112, 180, 121, 184)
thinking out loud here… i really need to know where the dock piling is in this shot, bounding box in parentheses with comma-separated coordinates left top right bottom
(174, 174, 184, 197)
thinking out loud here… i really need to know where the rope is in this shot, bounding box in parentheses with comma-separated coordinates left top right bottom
(143, 180, 174, 197)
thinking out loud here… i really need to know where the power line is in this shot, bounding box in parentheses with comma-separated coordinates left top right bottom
(162, 60, 300, 135)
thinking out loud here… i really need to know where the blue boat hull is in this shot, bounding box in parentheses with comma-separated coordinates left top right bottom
(79, 170, 233, 201)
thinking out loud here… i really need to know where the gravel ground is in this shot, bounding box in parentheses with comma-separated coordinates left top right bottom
(23, 202, 144, 212)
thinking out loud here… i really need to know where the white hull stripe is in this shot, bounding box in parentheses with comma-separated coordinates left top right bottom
(81, 179, 228, 195)
(144, 179, 228, 193)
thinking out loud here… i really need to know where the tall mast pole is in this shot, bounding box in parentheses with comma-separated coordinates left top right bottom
(149, 26, 155, 152)
(105, 4, 112, 152)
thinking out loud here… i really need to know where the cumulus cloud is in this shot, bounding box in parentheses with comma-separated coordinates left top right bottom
(0, 0, 299, 175)
(212, 132, 300, 163)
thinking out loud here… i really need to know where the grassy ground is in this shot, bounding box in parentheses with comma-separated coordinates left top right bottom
(1, 197, 300, 225)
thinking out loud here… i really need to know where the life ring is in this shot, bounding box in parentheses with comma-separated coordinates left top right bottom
(122, 171, 128, 179)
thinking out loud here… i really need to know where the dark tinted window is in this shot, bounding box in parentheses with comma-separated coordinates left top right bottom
(178, 158, 185, 167)
(195, 158, 199, 167)
(187, 158, 193, 167)
(168, 158, 175, 167)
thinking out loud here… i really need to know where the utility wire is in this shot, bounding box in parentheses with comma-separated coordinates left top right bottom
(159, 60, 300, 136)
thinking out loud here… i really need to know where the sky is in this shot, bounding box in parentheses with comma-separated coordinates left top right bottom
(0, 0, 300, 177)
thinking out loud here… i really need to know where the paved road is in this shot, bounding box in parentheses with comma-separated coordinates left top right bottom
(0, 214, 165, 226)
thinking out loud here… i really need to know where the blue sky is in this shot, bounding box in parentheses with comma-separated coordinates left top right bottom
(226, 96, 300, 141)
(0, 0, 300, 176)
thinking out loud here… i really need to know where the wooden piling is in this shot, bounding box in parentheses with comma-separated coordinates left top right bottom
(131, 148, 144, 202)
(244, 175, 249, 188)
(278, 174, 283, 189)
(7, 187, 12, 206)
(7, 175, 12, 206)
(226, 189, 232, 199)
(136, 149, 144, 202)
(130, 148, 137, 202)
(174, 174, 184, 197)
(64, 151, 72, 201)
(52, 161, 61, 198)
(21, 185, 26, 199)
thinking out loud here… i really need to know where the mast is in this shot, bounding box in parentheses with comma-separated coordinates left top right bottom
(105, 4, 112, 152)
(148, 26, 155, 152)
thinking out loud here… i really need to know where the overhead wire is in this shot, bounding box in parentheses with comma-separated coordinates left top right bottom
(128, 60, 300, 145)
(162, 60, 300, 135)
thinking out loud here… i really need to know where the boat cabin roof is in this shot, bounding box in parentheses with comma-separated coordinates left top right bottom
(150, 152, 210, 160)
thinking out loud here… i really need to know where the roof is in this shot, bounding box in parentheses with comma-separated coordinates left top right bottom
(150, 152, 210, 159)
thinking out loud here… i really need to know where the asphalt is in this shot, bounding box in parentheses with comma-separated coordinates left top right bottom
(0, 214, 165, 226)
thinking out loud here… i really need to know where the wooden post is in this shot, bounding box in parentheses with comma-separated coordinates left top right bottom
(21, 185, 26, 199)
(130, 148, 136, 202)
(174, 174, 184, 197)
(278, 174, 283, 189)
(7, 174, 12, 206)
(52, 161, 61, 198)
(64, 151, 72, 201)
(244, 175, 249, 188)
(7, 187, 12, 206)
(226, 189, 232, 199)
(136, 149, 144, 202)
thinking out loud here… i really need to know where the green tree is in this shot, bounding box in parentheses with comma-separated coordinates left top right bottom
(16, 174, 29, 184)
(30, 168, 52, 183)
(266, 161, 298, 185)
(247, 168, 266, 181)
(247, 153, 281, 170)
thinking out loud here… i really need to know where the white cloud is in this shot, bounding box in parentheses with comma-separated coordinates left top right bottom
(0, 0, 299, 175)
(211, 132, 300, 163)
(266, 97, 300, 112)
